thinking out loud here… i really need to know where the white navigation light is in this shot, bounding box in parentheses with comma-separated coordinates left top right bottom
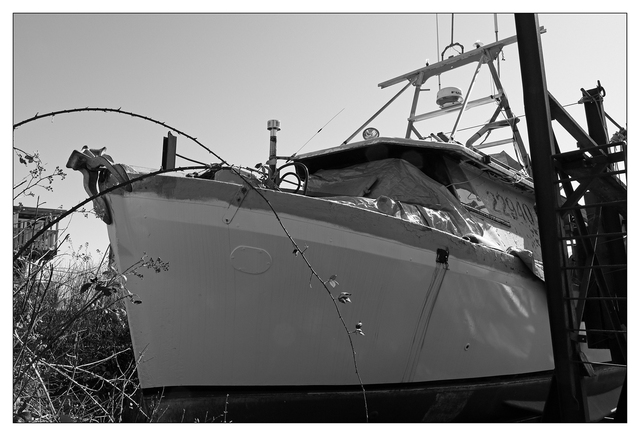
(363, 127, 380, 140)
(436, 87, 463, 108)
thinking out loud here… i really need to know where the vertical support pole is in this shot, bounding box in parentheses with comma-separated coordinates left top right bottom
(485, 58, 532, 173)
(161, 131, 177, 170)
(449, 57, 483, 141)
(405, 72, 424, 139)
(267, 119, 281, 182)
(514, 13, 589, 422)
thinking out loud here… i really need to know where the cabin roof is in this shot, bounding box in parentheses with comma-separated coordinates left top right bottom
(293, 136, 534, 192)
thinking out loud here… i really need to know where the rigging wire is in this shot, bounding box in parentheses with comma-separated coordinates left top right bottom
(176, 153, 207, 165)
(436, 14, 441, 91)
(490, 14, 498, 96)
(288, 107, 345, 160)
(494, 14, 501, 78)
(448, 14, 462, 56)
(450, 14, 455, 48)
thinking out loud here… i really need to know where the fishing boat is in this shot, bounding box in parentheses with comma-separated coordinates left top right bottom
(66, 28, 625, 422)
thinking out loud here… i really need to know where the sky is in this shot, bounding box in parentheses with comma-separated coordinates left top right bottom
(10, 11, 629, 262)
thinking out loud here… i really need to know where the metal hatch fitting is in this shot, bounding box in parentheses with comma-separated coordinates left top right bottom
(223, 184, 250, 224)
(436, 248, 449, 265)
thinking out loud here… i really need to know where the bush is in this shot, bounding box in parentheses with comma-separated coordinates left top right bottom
(13, 145, 145, 423)
(13, 244, 142, 423)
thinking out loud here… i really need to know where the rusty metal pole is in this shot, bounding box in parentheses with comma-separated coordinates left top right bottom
(514, 13, 588, 422)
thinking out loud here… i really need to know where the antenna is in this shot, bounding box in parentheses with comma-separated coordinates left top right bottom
(494, 14, 501, 77)
(288, 108, 345, 160)
(436, 14, 441, 91)
(267, 119, 281, 180)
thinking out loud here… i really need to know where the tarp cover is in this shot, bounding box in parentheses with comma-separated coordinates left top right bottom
(307, 158, 489, 239)
(306, 158, 546, 280)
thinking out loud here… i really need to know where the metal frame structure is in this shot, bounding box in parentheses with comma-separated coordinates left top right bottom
(515, 13, 626, 422)
(378, 31, 542, 174)
(343, 29, 549, 176)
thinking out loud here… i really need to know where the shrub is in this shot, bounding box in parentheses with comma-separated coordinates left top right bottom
(13, 244, 141, 423)
(13, 145, 143, 423)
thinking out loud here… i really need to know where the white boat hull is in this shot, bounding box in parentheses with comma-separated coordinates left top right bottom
(105, 175, 555, 390)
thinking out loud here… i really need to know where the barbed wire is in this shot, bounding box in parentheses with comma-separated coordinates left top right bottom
(13, 107, 228, 165)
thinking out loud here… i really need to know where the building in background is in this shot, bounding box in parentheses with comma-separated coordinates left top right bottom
(13, 205, 67, 262)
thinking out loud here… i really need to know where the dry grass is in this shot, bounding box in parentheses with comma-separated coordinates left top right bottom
(13, 244, 144, 423)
